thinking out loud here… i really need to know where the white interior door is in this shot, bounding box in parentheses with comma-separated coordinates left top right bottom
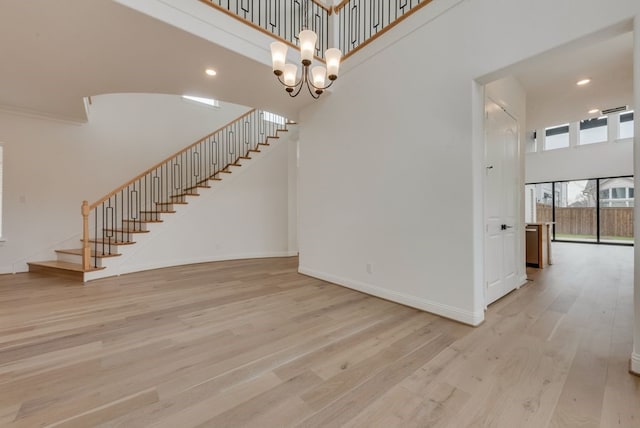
(485, 101, 519, 305)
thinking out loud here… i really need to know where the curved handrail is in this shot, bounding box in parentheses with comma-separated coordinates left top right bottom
(82, 108, 289, 270)
(89, 109, 256, 210)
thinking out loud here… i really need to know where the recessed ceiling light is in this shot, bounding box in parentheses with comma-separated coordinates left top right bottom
(588, 109, 599, 114)
(205, 68, 217, 76)
(576, 78, 591, 86)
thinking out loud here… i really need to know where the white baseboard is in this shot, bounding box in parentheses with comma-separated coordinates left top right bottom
(0, 266, 15, 275)
(631, 352, 640, 375)
(298, 266, 484, 326)
(518, 274, 528, 288)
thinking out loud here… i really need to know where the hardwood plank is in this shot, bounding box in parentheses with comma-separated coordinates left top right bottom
(0, 246, 636, 427)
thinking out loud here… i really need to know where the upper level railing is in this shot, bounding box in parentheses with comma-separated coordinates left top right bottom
(198, 0, 435, 61)
(199, 0, 332, 59)
(334, 0, 432, 58)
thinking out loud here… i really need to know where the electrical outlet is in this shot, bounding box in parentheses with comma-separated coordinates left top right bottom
(366, 263, 373, 274)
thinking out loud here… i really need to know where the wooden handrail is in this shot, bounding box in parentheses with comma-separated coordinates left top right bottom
(89, 108, 256, 210)
(333, 0, 349, 13)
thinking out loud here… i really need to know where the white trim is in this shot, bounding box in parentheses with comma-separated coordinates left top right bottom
(298, 266, 484, 326)
(518, 274, 528, 288)
(631, 352, 640, 375)
(0, 265, 15, 275)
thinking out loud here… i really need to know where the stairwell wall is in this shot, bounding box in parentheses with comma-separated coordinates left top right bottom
(0, 93, 296, 274)
(298, 0, 640, 325)
(105, 134, 297, 276)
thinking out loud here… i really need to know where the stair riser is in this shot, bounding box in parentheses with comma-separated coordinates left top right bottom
(56, 252, 105, 268)
(139, 212, 163, 221)
(120, 222, 148, 232)
(155, 204, 176, 211)
(169, 195, 188, 203)
(28, 264, 85, 281)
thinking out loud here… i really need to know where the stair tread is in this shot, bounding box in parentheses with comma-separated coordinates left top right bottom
(156, 202, 188, 205)
(140, 210, 176, 213)
(122, 219, 163, 223)
(56, 248, 121, 258)
(28, 261, 104, 273)
(171, 193, 199, 198)
(87, 239, 136, 245)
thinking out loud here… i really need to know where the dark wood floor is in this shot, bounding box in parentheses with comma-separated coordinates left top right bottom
(0, 244, 638, 427)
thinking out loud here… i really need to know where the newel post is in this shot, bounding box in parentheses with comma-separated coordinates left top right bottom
(81, 200, 90, 270)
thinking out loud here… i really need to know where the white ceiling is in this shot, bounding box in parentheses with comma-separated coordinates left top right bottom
(0, 0, 314, 122)
(0, 0, 634, 130)
(511, 30, 634, 130)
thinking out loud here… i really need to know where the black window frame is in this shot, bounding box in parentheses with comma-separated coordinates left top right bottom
(525, 175, 634, 246)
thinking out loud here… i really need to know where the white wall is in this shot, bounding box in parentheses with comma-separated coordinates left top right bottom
(100, 135, 297, 277)
(298, 0, 640, 325)
(0, 93, 256, 273)
(526, 139, 633, 183)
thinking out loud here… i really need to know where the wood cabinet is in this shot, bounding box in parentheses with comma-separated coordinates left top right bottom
(526, 223, 553, 268)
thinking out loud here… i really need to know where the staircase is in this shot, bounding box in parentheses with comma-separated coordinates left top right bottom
(28, 109, 289, 282)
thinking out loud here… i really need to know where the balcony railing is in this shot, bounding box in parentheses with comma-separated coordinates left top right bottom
(334, 0, 432, 58)
(198, 0, 436, 61)
(199, 0, 331, 58)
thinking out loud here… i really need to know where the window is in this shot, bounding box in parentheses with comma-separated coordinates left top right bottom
(544, 124, 569, 150)
(181, 95, 220, 108)
(579, 116, 608, 145)
(620, 111, 634, 139)
(611, 187, 626, 199)
(263, 111, 286, 125)
(600, 181, 634, 243)
(526, 176, 634, 245)
(554, 180, 597, 242)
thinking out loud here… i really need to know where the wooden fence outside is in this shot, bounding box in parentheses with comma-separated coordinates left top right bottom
(535, 204, 633, 238)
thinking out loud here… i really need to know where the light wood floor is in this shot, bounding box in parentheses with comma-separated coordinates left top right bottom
(0, 244, 638, 427)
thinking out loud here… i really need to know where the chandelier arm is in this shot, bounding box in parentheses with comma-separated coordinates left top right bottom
(276, 73, 303, 90)
(303, 66, 321, 99)
(288, 75, 306, 97)
(308, 78, 335, 92)
(305, 80, 321, 99)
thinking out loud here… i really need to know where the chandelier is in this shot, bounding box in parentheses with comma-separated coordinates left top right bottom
(269, 0, 342, 99)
